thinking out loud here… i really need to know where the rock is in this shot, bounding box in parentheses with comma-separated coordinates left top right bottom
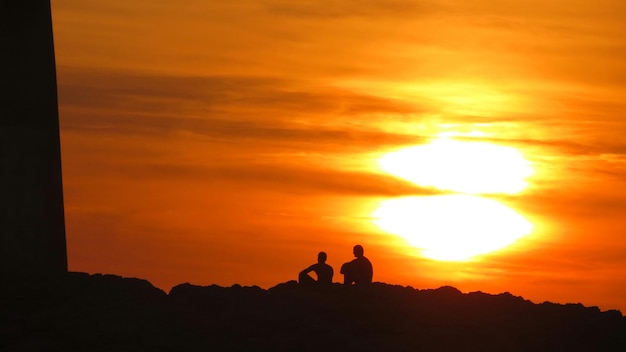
(2, 276, 625, 351)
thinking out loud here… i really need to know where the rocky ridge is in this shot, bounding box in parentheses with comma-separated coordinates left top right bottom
(2, 272, 624, 351)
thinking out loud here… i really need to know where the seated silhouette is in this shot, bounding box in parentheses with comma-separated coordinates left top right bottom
(299, 252, 334, 285)
(340, 245, 373, 285)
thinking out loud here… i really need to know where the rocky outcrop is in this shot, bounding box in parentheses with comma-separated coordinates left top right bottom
(2, 273, 624, 351)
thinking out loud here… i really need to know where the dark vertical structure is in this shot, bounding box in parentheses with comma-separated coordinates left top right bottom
(1, 2, 68, 276)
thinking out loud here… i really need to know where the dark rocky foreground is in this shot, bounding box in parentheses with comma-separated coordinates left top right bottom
(2, 272, 625, 351)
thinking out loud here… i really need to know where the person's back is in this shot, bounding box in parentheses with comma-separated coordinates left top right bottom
(310, 262, 333, 284)
(341, 245, 373, 285)
(350, 255, 373, 284)
(299, 252, 334, 285)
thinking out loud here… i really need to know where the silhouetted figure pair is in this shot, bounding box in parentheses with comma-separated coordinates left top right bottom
(340, 245, 373, 285)
(299, 252, 334, 285)
(299, 245, 373, 285)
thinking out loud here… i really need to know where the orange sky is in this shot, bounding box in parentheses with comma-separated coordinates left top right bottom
(51, 1, 626, 312)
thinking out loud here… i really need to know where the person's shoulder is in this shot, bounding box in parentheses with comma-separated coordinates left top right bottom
(314, 262, 330, 270)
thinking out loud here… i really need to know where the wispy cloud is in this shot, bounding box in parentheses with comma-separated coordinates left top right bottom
(136, 162, 445, 197)
(58, 68, 429, 146)
(264, 0, 444, 19)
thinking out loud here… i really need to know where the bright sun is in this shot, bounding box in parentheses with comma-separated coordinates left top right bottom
(378, 138, 533, 194)
(373, 195, 533, 261)
(374, 138, 535, 261)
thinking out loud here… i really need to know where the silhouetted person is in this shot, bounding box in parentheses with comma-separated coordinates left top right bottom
(299, 252, 334, 285)
(341, 245, 373, 285)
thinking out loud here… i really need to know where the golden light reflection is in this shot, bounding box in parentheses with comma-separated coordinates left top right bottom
(373, 195, 533, 261)
(378, 138, 534, 195)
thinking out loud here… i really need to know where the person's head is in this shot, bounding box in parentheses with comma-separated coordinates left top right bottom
(353, 245, 364, 258)
(317, 251, 327, 263)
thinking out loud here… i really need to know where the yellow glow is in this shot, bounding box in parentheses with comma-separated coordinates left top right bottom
(335, 81, 526, 118)
(378, 139, 534, 194)
(373, 195, 533, 261)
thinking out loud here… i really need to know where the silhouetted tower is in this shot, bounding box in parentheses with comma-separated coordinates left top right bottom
(1, 2, 68, 276)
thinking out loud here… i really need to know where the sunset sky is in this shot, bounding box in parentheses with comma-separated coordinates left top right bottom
(51, 0, 626, 311)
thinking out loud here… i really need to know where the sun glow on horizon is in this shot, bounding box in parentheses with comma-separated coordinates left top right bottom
(378, 138, 534, 195)
(373, 195, 533, 261)
(374, 138, 536, 261)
